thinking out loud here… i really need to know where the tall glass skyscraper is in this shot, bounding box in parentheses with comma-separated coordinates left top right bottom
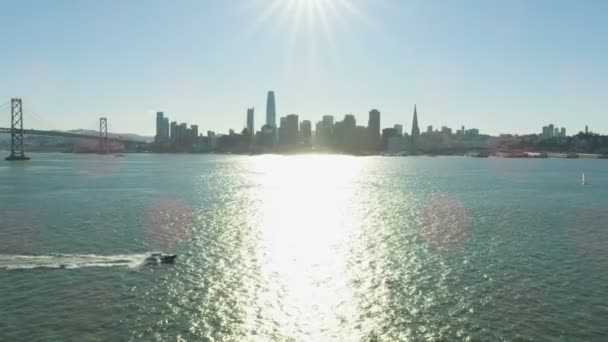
(155, 112, 169, 143)
(246, 108, 254, 136)
(266, 91, 276, 127)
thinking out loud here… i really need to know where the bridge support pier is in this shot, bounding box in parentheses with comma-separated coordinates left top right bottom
(5, 98, 30, 161)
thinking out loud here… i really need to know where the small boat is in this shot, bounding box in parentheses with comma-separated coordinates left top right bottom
(145, 253, 177, 264)
(114, 154, 126, 157)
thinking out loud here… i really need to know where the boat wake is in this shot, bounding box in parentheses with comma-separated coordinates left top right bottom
(0, 253, 149, 270)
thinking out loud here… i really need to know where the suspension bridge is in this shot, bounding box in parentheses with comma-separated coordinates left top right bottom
(0, 98, 149, 161)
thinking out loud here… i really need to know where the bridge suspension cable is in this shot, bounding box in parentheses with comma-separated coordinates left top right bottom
(0, 101, 10, 126)
(26, 105, 61, 132)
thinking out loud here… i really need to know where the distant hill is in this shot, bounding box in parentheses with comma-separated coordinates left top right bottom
(65, 129, 153, 142)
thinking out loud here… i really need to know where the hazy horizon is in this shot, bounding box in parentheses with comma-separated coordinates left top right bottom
(1, 0, 606, 136)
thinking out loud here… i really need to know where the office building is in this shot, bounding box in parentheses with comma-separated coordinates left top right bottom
(155, 112, 163, 142)
(266, 91, 276, 127)
(316, 115, 334, 149)
(170, 121, 177, 142)
(344, 114, 356, 128)
(191, 125, 198, 140)
(300, 120, 312, 146)
(334, 115, 356, 151)
(279, 117, 287, 145)
(465, 128, 480, 136)
(353, 126, 369, 152)
(285, 114, 299, 147)
(260, 124, 275, 149)
(368, 109, 381, 150)
(394, 124, 403, 136)
(542, 124, 559, 138)
(155, 112, 169, 143)
(388, 135, 403, 153)
(247, 108, 254, 137)
(162, 118, 169, 140)
(411, 105, 420, 143)
(382, 128, 398, 150)
(178, 123, 188, 146)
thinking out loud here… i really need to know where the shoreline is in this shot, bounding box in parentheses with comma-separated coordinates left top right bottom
(5, 150, 607, 159)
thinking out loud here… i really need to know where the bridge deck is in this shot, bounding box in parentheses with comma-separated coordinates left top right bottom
(0, 127, 147, 144)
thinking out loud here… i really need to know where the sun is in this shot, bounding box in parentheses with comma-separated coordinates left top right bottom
(242, 0, 371, 53)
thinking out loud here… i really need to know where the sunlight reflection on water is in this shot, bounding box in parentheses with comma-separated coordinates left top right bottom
(247, 155, 366, 340)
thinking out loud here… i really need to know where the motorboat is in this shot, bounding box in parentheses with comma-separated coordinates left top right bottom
(145, 253, 177, 264)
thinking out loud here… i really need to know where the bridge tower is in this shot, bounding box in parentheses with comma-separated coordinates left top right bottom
(99, 117, 108, 154)
(5, 98, 30, 161)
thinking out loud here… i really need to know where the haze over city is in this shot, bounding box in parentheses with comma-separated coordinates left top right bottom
(1, 0, 607, 135)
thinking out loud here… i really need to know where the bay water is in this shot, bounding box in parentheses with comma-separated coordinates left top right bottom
(1, 153, 607, 341)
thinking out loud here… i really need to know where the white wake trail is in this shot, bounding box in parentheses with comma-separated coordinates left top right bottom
(0, 253, 149, 270)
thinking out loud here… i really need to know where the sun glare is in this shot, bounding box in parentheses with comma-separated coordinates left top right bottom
(242, 0, 374, 65)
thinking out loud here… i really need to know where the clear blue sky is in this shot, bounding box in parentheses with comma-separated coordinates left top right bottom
(0, 0, 606, 136)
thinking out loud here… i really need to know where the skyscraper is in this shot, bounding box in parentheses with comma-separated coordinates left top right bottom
(162, 117, 169, 140)
(300, 120, 312, 147)
(246, 108, 254, 136)
(285, 114, 299, 147)
(170, 121, 177, 143)
(394, 124, 403, 136)
(300, 120, 312, 140)
(191, 125, 198, 139)
(266, 91, 276, 127)
(155, 112, 165, 143)
(344, 114, 356, 128)
(317, 115, 334, 149)
(368, 109, 381, 150)
(411, 105, 420, 142)
(335, 115, 356, 151)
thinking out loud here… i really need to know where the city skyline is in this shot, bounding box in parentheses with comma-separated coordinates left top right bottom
(144, 95, 607, 158)
(0, 1, 607, 135)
